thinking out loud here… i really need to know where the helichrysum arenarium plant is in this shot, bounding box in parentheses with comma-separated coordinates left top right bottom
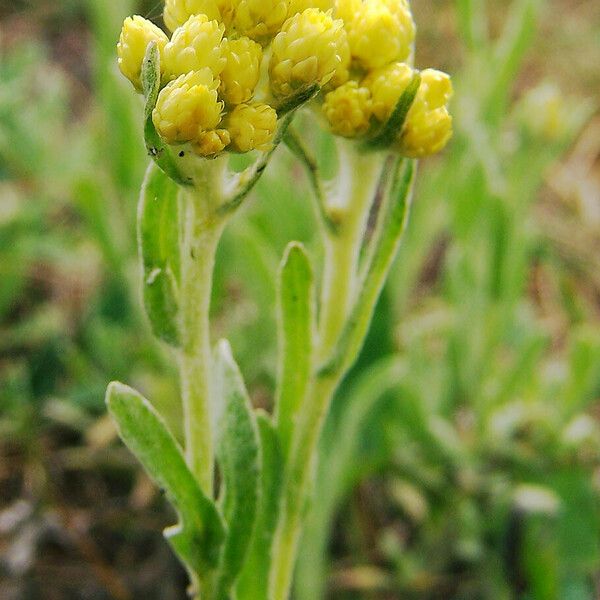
(107, 1, 452, 598)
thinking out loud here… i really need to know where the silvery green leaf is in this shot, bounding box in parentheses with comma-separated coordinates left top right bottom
(212, 341, 261, 599)
(138, 162, 182, 346)
(275, 242, 315, 458)
(321, 159, 416, 377)
(105, 382, 226, 577)
(236, 413, 285, 600)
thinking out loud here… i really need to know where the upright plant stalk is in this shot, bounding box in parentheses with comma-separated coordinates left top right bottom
(269, 145, 385, 600)
(179, 166, 226, 495)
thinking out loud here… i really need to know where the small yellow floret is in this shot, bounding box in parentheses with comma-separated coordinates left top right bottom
(335, 0, 361, 23)
(226, 103, 278, 152)
(233, 0, 291, 43)
(163, 15, 226, 81)
(400, 69, 453, 157)
(270, 8, 350, 97)
(117, 16, 169, 90)
(153, 69, 224, 145)
(347, 0, 414, 70)
(163, 0, 221, 32)
(193, 129, 232, 156)
(220, 37, 263, 105)
(288, 0, 335, 17)
(363, 61, 413, 121)
(322, 80, 372, 137)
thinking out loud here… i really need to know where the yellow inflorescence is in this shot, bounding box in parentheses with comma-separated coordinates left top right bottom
(270, 8, 350, 97)
(234, 0, 291, 42)
(117, 0, 452, 158)
(288, 0, 336, 16)
(399, 69, 453, 157)
(346, 0, 414, 70)
(363, 61, 413, 121)
(315, 0, 452, 157)
(117, 16, 169, 90)
(220, 37, 263, 105)
(193, 128, 232, 156)
(163, 0, 221, 31)
(226, 103, 279, 152)
(163, 14, 226, 80)
(322, 81, 372, 137)
(153, 69, 223, 144)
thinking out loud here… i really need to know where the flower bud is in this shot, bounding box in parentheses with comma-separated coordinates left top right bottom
(226, 103, 278, 152)
(117, 16, 169, 90)
(220, 37, 263, 105)
(288, 0, 335, 17)
(270, 8, 350, 97)
(347, 0, 414, 70)
(193, 129, 232, 156)
(335, 0, 361, 24)
(363, 61, 413, 122)
(322, 81, 372, 137)
(163, 0, 221, 32)
(400, 69, 453, 157)
(163, 15, 226, 80)
(233, 0, 291, 43)
(153, 69, 224, 145)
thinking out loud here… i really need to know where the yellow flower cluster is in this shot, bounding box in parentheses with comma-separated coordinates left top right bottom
(117, 1, 352, 157)
(316, 0, 453, 157)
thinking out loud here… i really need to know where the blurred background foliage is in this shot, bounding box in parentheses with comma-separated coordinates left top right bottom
(0, 0, 599, 598)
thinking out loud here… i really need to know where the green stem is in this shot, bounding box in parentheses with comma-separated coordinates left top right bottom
(269, 143, 383, 600)
(178, 162, 226, 498)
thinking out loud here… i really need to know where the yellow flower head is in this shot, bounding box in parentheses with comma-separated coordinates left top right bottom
(226, 103, 278, 152)
(347, 0, 414, 70)
(220, 37, 263, 105)
(163, 14, 226, 81)
(288, 0, 335, 17)
(152, 69, 224, 145)
(233, 0, 291, 43)
(270, 8, 350, 97)
(117, 16, 169, 90)
(163, 0, 221, 31)
(363, 61, 413, 121)
(400, 68, 453, 157)
(335, 0, 361, 23)
(322, 80, 372, 137)
(193, 128, 232, 156)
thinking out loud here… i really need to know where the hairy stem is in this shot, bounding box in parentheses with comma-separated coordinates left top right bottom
(178, 163, 226, 497)
(269, 143, 383, 600)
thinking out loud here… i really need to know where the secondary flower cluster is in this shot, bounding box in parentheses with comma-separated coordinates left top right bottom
(117, 0, 452, 159)
(117, 1, 349, 157)
(320, 0, 453, 157)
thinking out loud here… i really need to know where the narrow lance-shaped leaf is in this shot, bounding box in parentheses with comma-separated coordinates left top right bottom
(141, 42, 193, 186)
(236, 413, 285, 600)
(320, 159, 416, 377)
(212, 341, 261, 599)
(138, 162, 182, 346)
(275, 242, 315, 458)
(105, 382, 226, 578)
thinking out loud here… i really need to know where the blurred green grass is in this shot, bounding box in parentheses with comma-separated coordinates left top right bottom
(0, 0, 599, 598)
